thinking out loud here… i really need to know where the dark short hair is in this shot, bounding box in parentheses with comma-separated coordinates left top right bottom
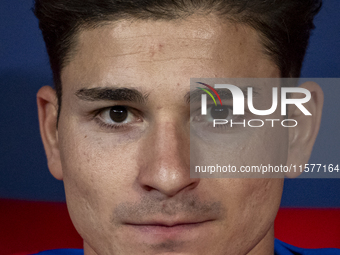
(34, 0, 322, 115)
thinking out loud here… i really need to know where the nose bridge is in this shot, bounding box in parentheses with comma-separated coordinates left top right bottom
(137, 119, 198, 197)
(155, 121, 187, 166)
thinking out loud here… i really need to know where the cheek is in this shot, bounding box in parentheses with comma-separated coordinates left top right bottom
(237, 179, 283, 236)
(212, 178, 283, 254)
(213, 178, 284, 218)
(241, 124, 289, 166)
(60, 134, 137, 196)
(231, 179, 283, 219)
(217, 126, 287, 234)
(192, 121, 289, 177)
(57, 125, 142, 243)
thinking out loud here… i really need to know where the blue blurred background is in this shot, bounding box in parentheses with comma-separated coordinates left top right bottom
(0, 0, 339, 207)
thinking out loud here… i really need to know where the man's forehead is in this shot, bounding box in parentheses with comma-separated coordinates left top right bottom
(91, 16, 225, 40)
(77, 15, 260, 44)
(67, 17, 261, 60)
(71, 17, 259, 65)
(61, 17, 280, 96)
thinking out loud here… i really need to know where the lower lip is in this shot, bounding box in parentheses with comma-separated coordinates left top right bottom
(126, 221, 212, 242)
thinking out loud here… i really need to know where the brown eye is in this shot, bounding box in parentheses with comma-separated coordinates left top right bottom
(109, 106, 128, 123)
(210, 105, 232, 119)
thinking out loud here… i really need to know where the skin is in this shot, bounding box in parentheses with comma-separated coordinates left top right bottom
(37, 15, 324, 255)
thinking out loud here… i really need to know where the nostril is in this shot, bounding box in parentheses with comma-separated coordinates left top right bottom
(187, 179, 200, 190)
(142, 185, 154, 192)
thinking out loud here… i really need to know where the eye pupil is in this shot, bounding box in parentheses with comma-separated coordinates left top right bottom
(110, 106, 128, 123)
(211, 105, 230, 119)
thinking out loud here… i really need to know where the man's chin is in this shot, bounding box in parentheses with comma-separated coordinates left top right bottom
(85, 220, 221, 254)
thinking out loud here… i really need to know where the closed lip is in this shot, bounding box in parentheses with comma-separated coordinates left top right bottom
(125, 219, 214, 227)
(123, 218, 216, 242)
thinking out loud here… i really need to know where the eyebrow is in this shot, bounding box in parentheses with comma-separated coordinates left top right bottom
(75, 87, 149, 104)
(185, 86, 259, 104)
(75, 85, 259, 105)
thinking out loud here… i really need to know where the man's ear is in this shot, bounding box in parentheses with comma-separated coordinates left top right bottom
(285, 82, 324, 178)
(37, 86, 63, 180)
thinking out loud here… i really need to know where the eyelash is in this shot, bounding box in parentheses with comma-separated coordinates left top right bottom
(190, 104, 248, 131)
(92, 106, 141, 131)
(94, 117, 130, 131)
(191, 104, 234, 119)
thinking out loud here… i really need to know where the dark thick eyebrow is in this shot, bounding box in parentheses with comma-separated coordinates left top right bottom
(75, 87, 149, 104)
(185, 87, 259, 104)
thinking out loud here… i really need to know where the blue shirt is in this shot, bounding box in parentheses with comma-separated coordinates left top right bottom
(34, 239, 340, 254)
(274, 239, 340, 254)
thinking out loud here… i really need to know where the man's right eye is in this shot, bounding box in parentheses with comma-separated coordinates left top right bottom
(109, 106, 129, 123)
(94, 105, 142, 130)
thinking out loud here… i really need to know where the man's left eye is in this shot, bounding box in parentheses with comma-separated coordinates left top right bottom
(209, 105, 233, 120)
(200, 105, 234, 123)
(190, 104, 236, 129)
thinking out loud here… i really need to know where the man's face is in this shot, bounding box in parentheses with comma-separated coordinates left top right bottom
(55, 16, 286, 254)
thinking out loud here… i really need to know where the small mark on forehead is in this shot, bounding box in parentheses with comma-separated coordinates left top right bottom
(149, 42, 165, 57)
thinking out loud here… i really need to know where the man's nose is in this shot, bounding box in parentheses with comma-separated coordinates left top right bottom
(137, 121, 199, 197)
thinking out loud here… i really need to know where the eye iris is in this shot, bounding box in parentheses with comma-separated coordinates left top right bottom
(211, 105, 230, 119)
(109, 106, 128, 123)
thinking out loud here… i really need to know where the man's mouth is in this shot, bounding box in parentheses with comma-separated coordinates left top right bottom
(115, 197, 222, 243)
(126, 219, 213, 227)
(124, 219, 215, 237)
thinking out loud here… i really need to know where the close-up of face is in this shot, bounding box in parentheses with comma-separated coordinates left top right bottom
(37, 15, 323, 255)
